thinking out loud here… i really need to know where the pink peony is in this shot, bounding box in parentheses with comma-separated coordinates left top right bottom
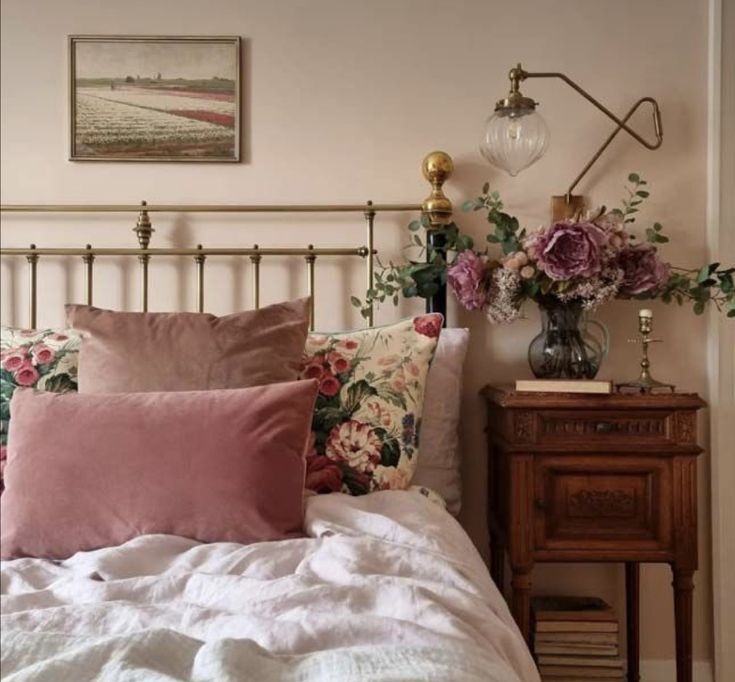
(1, 349, 27, 372)
(616, 243, 671, 296)
(530, 221, 608, 281)
(326, 420, 382, 472)
(31, 343, 55, 366)
(14, 361, 39, 386)
(327, 351, 350, 375)
(448, 250, 489, 310)
(319, 373, 341, 397)
(412, 314, 442, 338)
(305, 454, 343, 493)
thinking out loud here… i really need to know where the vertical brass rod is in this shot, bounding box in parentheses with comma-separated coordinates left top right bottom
(26, 244, 39, 328)
(194, 244, 206, 313)
(82, 244, 95, 305)
(364, 200, 375, 327)
(305, 244, 316, 331)
(250, 244, 261, 309)
(139, 255, 150, 312)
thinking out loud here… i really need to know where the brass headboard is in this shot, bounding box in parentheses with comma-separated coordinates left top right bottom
(0, 151, 454, 330)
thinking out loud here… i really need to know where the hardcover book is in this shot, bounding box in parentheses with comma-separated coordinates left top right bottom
(516, 379, 613, 394)
(535, 643, 619, 656)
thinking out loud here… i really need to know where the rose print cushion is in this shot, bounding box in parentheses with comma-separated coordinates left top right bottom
(301, 314, 442, 496)
(0, 327, 82, 490)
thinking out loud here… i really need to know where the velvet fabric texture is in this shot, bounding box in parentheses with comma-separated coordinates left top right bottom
(66, 299, 310, 393)
(0, 381, 318, 560)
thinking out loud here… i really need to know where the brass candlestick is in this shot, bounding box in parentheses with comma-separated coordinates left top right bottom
(617, 309, 675, 393)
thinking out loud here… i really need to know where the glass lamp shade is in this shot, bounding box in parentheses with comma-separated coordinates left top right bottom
(479, 107, 550, 177)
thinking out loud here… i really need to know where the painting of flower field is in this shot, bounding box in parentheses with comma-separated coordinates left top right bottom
(70, 36, 240, 161)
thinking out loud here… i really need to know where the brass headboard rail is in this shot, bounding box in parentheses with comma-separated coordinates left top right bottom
(0, 151, 454, 330)
(0, 203, 420, 213)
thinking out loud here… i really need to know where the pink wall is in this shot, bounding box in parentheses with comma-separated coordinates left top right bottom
(0, 0, 712, 670)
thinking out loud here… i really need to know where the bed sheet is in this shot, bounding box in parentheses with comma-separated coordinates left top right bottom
(1, 490, 539, 682)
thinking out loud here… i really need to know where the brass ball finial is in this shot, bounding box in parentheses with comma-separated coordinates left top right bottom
(421, 151, 454, 228)
(422, 151, 454, 185)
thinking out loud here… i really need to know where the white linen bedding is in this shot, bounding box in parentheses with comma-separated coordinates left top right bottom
(1, 491, 539, 682)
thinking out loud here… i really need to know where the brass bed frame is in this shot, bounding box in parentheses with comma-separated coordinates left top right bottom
(0, 151, 454, 330)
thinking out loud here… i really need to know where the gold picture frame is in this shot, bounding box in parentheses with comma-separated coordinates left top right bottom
(69, 35, 240, 162)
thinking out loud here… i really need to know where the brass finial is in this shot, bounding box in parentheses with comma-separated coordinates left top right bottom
(134, 200, 154, 249)
(421, 151, 453, 229)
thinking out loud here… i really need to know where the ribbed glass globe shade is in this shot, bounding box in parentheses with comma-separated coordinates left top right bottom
(479, 108, 550, 177)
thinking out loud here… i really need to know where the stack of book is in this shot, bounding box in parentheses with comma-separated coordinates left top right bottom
(532, 596, 624, 681)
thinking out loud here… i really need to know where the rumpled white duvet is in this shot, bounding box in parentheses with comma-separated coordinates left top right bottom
(1, 491, 539, 682)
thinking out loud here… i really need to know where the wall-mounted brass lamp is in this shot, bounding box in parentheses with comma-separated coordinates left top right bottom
(479, 64, 663, 221)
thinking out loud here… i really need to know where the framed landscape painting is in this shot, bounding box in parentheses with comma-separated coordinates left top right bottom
(69, 35, 240, 162)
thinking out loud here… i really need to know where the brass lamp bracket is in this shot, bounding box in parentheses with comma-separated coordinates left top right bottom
(507, 65, 663, 222)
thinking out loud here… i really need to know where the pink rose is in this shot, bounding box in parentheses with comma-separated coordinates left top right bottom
(31, 343, 55, 366)
(14, 361, 39, 386)
(48, 333, 69, 342)
(405, 362, 420, 377)
(319, 373, 341, 397)
(327, 351, 350, 375)
(305, 455, 343, 493)
(1, 349, 27, 372)
(336, 339, 359, 353)
(302, 359, 325, 381)
(413, 314, 442, 338)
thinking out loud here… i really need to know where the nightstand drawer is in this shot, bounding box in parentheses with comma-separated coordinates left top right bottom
(535, 409, 676, 446)
(534, 455, 673, 552)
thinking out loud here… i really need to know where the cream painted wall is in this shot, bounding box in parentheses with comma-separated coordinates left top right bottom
(0, 0, 713, 666)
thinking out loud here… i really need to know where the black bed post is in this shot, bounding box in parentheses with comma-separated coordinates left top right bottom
(421, 151, 454, 326)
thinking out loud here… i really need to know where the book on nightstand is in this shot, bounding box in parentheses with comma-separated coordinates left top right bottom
(515, 379, 613, 394)
(532, 596, 624, 681)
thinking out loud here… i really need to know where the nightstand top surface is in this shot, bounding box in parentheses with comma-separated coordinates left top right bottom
(482, 384, 706, 410)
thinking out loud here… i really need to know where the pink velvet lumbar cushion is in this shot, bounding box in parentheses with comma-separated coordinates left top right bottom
(65, 298, 310, 393)
(0, 380, 318, 560)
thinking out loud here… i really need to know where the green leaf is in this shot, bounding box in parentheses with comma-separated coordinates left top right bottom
(482, 182, 490, 194)
(636, 190, 650, 198)
(693, 301, 706, 315)
(487, 234, 500, 243)
(407, 220, 422, 232)
(628, 173, 641, 183)
(655, 234, 669, 243)
(380, 438, 401, 467)
(350, 296, 362, 308)
(653, 222, 663, 231)
(696, 265, 711, 284)
(461, 200, 476, 213)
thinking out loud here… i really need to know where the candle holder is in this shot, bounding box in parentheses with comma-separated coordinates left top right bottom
(616, 309, 675, 394)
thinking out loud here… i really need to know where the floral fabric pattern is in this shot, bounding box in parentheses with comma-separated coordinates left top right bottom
(301, 314, 442, 496)
(0, 327, 82, 489)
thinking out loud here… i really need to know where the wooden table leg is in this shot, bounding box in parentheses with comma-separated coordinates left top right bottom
(511, 567, 532, 643)
(672, 567, 694, 682)
(625, 562, 640, 682)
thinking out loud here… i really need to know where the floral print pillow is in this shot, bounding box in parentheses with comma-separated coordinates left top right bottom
(0, 327, 82, 490)
(301, 314, 442, 496)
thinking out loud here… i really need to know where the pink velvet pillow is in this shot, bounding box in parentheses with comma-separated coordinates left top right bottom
(66, 299, 310, 393)
(0, 380, 318, 560)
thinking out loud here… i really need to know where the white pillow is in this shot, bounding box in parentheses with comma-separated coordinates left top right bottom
(412, 327, 469, 515)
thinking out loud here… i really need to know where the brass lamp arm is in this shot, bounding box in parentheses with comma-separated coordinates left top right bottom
(514, 68, 663, 200)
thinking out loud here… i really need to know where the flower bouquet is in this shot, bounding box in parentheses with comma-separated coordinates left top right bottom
(356, 175, 734, 378)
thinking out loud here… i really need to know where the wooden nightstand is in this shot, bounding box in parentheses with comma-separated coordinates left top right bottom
(482, 385, 705, 682)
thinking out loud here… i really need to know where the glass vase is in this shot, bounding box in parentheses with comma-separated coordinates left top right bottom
(527, 301, 609, 379)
